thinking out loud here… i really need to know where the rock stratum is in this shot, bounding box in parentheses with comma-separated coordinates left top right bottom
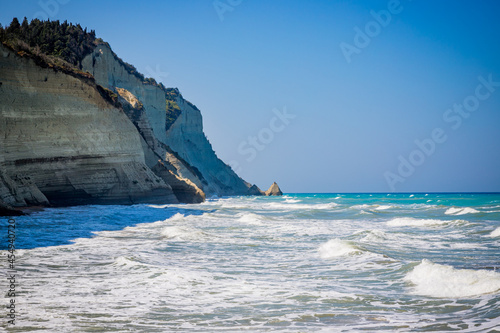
(0, 35, 274, 214)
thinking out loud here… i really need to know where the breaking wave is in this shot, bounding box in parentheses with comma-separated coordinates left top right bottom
(405, 259, 500, 298)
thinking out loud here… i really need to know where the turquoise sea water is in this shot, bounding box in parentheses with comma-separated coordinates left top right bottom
(2, 193, 500, 332)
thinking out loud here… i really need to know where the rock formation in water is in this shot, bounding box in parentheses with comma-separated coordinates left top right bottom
(265, 182, 283, 196)
(0, 19, 265, 214)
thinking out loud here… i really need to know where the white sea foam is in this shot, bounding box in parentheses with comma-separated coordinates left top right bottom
(375, 205, 393, 210)
(352, 204, 370, 210)
(489, 227, 500, 238)
(387, 217, 454, 227)
(352, 204, 392, 211)
(168, 212, 186, 220)
(360, 230, 388, 242)
(314, 203, 339, 209)
(285, 198, 301, 203)
(161, 226, 207, 241)
(266, 202, 338, 211)
(112, 256, 155, 268)
(445, 207, 480, 215)
(405, 259, 500, 298)
(318, 239, 362, 259)
(237, 213, 265, 225)
(147, 204, 170, 209)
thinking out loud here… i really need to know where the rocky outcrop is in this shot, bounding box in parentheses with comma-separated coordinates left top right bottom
(247, 184, 265, 196)
(265, 182, 283, 196)
(82, 44, 257, 197)
(0, 43, 183, 207)
(114, 86, 205, 203)
(0, 200, 24, 216)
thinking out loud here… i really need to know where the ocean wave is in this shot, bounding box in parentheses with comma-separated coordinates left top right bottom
(168, 212, 186, 221)
(112, 256, 154, 268)
(237, 212, 265, 225)
(351, 204, 394, 211)
(386, 217, 461, 227)
(266, 202, 338, 211)
(161, 226, 207, 241)
(489, 227, 500, 238)
(351, 204, 370, 210)
(147, 204, 170, 209)
(318, 239, 363, 259)
(404, 259, 500, 298)
(445, 207, 480, 215)
(375, 205, 393, 210)
(359, 230, 388, 242)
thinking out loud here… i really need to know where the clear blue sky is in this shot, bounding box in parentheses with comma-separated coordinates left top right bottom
(2, 0, 500, 193)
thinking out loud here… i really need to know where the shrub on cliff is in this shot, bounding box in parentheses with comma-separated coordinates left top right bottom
(0, 17, 96, 68)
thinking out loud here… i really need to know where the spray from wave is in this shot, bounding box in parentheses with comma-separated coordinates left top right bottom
(445, 207, 479, 215)
(404, 259, 500, 298)
(318, 239, 362, 259)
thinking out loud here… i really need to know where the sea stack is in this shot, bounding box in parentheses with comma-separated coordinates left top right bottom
(265, 182, 283, 196)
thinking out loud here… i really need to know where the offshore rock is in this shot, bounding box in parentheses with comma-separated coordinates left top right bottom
(265, 182, 283, 196)
(247, 184, 265, 196)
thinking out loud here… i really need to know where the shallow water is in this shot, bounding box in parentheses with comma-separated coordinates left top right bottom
(1, 193, 500, 331)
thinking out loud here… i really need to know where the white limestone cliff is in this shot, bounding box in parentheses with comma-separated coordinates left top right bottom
(0, 43, 186, 209)
(82, 44, 254, 196)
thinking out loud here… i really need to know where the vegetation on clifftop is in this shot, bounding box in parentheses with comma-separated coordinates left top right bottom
(0, 17, 96, 68)
(1, 17, 200, 126)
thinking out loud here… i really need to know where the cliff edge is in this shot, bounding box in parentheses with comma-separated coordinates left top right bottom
(0, 19, 264, 213)
(81, 43, 255, 197)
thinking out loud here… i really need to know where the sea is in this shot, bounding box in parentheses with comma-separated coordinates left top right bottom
(1, 193, 500, 332)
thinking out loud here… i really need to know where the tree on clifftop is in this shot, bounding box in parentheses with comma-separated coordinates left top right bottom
(0, 17, 96, 68)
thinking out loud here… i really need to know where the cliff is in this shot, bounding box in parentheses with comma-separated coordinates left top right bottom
(0, 19, 266, 214)
(81, 44, 255, 197)
(0, 42, 203, 211)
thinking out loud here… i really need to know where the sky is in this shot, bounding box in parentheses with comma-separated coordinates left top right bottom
(1, 0, 500, 193)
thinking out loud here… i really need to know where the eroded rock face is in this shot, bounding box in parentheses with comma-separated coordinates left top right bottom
(265, 182, 283, 196)
(0, 44, 179, 207)
(114, 86, 205, 203)
(0, 200, 24, 216)
(82, 45, 168, 144)
(82, 44, 255, 197)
